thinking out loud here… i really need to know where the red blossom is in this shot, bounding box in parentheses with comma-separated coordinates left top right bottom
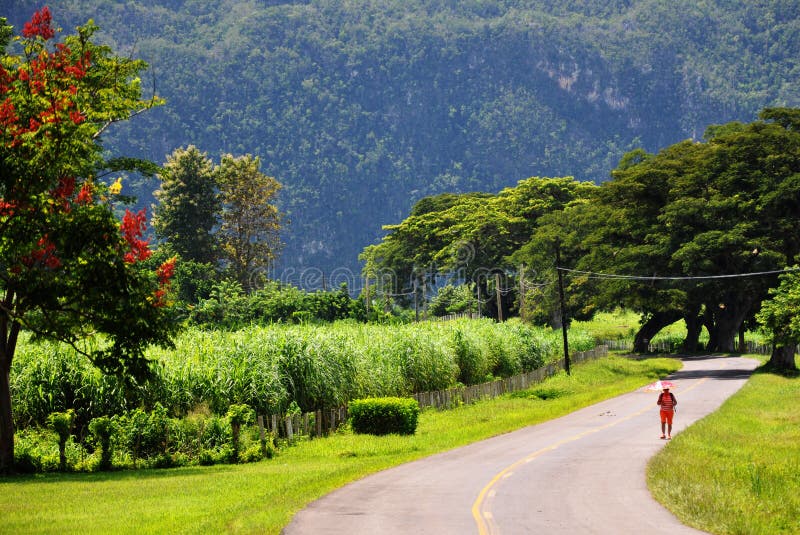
(156, 256, 177, 286)
(51, 176, 76, 199)
(121, 208, 152, 263)
(63, 64, 86, 79)
(76, 182, 92, 204)
(152, 288, 168, 307)
(22, 7, 55, 41)
(152, 256, 177, 306)
(0, 99, 17, 127)
(22, 235, 61, 269)
(0, 199, 17, 217)
(69, 110, 84, 125)
(0, 65, 12, 92)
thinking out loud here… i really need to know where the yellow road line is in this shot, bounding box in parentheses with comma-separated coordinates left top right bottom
(471, 372, 717, 534)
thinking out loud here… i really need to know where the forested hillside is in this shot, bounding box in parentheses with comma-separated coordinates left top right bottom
(3, 0, 799, 282)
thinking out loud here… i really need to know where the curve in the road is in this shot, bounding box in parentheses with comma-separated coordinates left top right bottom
(284, 355, 759, 535)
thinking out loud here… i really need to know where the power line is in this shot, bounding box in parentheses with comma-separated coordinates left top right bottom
(557, 267, 800, 281)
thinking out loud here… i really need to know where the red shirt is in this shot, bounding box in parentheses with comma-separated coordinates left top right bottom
(658, 391, 676, 411)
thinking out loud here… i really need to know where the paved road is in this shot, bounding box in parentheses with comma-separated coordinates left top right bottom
(284, 355, 759, 535)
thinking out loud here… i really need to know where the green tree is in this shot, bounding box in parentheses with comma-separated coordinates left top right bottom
(216, 154, 282, 290)
(362, 177, 593, 319)
(0, 10, 178, 472)
(152, 145, 219, 264)
(571, 144, 697, 350)
(756, 268, 800, 372)
(566, 109, 800, 352)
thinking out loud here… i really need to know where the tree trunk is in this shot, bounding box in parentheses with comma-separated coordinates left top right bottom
(738, 324, 747, 353)
(711, 317, 739, 352)
(706, 296, 753, 353)
(767, 345, 798, 372)
(633, 310, 682, 353)
(0, 359, 13, 474)
(0, 317, 20, 474)
(681, 305, 703, 353)
(702, 307, 717, 352)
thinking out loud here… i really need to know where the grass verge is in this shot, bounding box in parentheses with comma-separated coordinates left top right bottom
(0, 355, 678, 534)
(647, 358, 800, 535)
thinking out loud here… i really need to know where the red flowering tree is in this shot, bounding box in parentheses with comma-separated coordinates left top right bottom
(0, 9, 178, 472)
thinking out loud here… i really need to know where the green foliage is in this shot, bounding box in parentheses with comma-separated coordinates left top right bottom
(349, 397, 420, 436)
(452, 328, 487, 385)
(113, 404, 172, 465)
(216, 154, 282, 289)
(756, 268, 800, 346)
(429, 284, 475, 317)
(188, 280, 367, 328)
(88, 416, 114, 470)
(0, 7, 178, 472)
(28, 0, 797, 279)
(152, 146, 219, 264)
(9, 338, 133, 432)
(16, 404, 270, 471)
(47, 409, 74, 470)
(12, 319, 586, 432)
(226, 403, 253, 462)
(47, 410, 75, 441)
(226, 404, 254, 427)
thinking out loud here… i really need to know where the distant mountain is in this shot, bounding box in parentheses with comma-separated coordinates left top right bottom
(3, 1, 799, 288)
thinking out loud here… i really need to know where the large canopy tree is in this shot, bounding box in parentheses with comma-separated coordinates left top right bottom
(559, 109, 800, 352)
(0, 10, 178, 472)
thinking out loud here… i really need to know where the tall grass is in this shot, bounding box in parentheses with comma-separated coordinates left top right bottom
(11, 319, 594, 427)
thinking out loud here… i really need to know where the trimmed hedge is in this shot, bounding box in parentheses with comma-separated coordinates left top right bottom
(349, 397, 420, 436)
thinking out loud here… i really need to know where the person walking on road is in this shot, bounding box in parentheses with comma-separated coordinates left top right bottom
(657, 386, 677, 439)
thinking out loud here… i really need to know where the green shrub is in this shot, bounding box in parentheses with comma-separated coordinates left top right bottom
(47, 409, 75, 471)
(113, 404, 172, 466)
(349, 397, 420, 436)
(453, 329, 486, 385)
(239, 444, 265, 464)
(88, 416, 114, 470)
(227, 403, 254, 462)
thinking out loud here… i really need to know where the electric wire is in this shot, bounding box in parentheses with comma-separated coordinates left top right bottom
(556, 266, 800, 281)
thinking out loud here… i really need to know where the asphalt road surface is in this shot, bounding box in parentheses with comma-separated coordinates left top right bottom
(284, 355, 759, 535)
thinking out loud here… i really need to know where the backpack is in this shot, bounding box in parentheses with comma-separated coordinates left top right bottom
(658, 392, 676, 405)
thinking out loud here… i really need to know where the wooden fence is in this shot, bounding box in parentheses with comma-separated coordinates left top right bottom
(413, 345, 608, 410)
(264, 345, 609, 439)
(604, 338, 789, 355)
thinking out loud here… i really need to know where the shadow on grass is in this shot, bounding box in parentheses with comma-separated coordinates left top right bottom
(753, 361, 800, 378)
(2, 462, 239, 485)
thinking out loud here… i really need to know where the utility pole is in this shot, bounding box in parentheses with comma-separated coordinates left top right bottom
(477, 283, 482, 318)
(555, 242, 570, 375)
(519, 264, 525, 322)
(495, 272, 503, 322)
(364, 276, 371, 316)
(413, 277, 419, 321)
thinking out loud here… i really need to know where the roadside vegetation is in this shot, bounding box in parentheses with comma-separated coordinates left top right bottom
(9, 319, 595, 472)
(648, 356, 800, 535)
(1, 355, 679, 534)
